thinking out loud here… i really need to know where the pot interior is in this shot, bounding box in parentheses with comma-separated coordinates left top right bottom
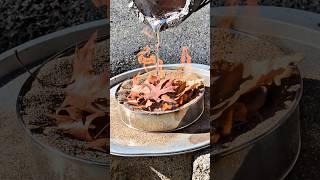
(16, 38, 108, 165)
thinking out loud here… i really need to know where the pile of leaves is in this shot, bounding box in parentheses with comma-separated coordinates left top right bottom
(117, 71, 204, 112)
(49, 32, 108, 152)
(211, 53, 303, 144)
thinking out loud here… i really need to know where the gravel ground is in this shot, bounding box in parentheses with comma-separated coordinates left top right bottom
(0, 0, 105, 54)
(211, 0, 320, 13)
(286, 79, 320, 180)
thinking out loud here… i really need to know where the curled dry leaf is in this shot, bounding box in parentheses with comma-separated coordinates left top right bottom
(212, 53, 303, 144)
(145, 79, 177, 102)
(49, 32, 108, 151)
(86, 138, 108, 152)
(212, 53, 303, 121)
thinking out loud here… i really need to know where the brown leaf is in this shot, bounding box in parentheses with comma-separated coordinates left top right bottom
(220, 108, 234, 136)
(58, 112, 103, 141)
(145, 100, 154, 108)
(72, 32, 97, 82)
(145, 79, 177, 102)
(86, 138, 108, 152)
(211, 133, 220, 144)
(132, 73, 140, 86)
(47, 114, 75, 125)
(176, 79, 203, 98)
(161, 103, 172, 111)
(146, 75, 159, 85)
(49, 32, 109, 146)
(129, 85, 150, 98)
(161, 94, 176, 103)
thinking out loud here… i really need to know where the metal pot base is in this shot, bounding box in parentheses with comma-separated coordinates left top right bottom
(119, 102, 205, 133)
(212, 107, 301, 180)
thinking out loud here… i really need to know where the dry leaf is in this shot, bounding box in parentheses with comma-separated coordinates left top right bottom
(145, 79, 177, 102)
(49, 32, 108, 149)
(86, 138, 108, 152)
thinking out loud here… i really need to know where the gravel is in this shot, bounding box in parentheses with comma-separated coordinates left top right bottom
(287, 79, 320, 180)
(0, 0, 105, 54)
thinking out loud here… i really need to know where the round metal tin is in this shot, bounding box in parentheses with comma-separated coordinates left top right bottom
(110, 64, 210, 156)
(115, 70, 205, 132)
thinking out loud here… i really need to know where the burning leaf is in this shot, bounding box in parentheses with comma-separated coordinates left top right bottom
(137, 46, 156, 65)
(118, 46, 204, 112)
(136, 46, 164, 73)
(180, 47, 191, 64)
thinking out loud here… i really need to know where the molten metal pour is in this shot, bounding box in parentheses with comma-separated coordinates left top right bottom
(129, 0, 209, 31)
(129, 0, 208, 79)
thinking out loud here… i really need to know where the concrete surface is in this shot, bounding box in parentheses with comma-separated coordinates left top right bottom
(192, 149, 210, 180)
(111, 154, 194, 180)
(286, 79, 320, 180)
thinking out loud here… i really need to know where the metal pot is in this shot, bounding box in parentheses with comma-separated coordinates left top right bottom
(211, 42, 303, 180)
(9, 20, 109, 179)
(115, 69, 205, 132)
(211, 6, 320, 180)
(212, 107, 301, 180)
